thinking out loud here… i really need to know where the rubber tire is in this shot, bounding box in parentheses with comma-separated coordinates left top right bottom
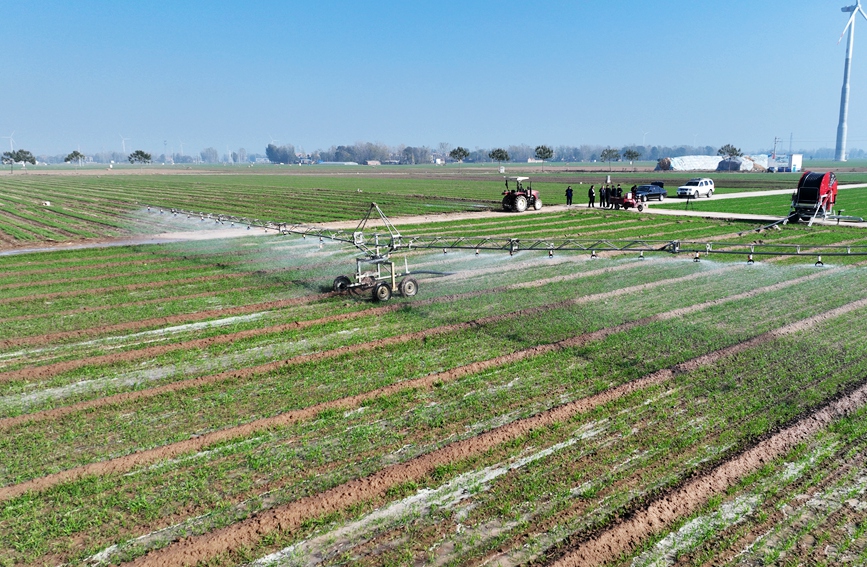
(373, 282, 392, 302)
(399, 277, 418, 297)
(693, 191, 699, 199)
(514, 196, 528, 212)
(333, 275, 351, 293)
(641, 195, 647, 202)
(637, 204, 644, 212)
(502, 196, 512, 211)
(707, 189, 713, 198)
(614, 204, 620, 210)
(659, 194, 665, 201)
(533, 198, 542, 210)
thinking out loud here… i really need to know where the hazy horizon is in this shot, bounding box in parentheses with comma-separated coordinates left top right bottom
(3, 1, 865, 157)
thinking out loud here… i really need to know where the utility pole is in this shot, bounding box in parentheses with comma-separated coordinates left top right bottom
(772, 137, 782, 159)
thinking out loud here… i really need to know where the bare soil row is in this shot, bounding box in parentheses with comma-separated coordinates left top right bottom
(121, 295, 867, 566)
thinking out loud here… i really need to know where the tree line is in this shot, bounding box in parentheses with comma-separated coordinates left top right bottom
(14, 140, 867, 169)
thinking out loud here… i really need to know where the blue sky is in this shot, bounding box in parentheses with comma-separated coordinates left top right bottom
(2, 1, 864, 156)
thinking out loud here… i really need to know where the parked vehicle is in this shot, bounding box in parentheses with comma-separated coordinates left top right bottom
(501, 176, 542, 212)
(676, 178, 715, 198)
(634, 181, 667, 202)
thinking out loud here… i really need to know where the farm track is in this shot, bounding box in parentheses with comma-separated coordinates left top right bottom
(116, 295, 867, 567)
(546, 376, 867, 567)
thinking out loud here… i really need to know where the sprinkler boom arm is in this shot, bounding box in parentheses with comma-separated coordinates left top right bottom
(352, 202, 402, 258)
(150, 205, 867, 259)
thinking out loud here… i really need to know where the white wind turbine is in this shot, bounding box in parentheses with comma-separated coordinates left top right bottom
(835, 0, 867, 161)
(268, 134, 279, 146)
(2, 131, 15, 152)
(119, 134, 130, 154)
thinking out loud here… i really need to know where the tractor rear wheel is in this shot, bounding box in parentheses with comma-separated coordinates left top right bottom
(373, 281, 392, 302)
(533, 198, 542, 210)
(399, 277, 418, 297)
(502, 196, 513, 211)
(333, 275, 351, 293)
(514, 196, 528, 212)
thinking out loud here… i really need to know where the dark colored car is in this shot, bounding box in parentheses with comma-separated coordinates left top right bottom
(634, 182, 667, 202)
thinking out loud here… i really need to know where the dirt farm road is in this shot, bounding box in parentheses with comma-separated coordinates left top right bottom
(2, 184, 866, 256)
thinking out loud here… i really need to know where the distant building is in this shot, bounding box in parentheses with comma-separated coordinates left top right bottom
(365, 160, 381, 166)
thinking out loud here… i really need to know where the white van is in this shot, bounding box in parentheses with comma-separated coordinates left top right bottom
(676, 178, 715, 198)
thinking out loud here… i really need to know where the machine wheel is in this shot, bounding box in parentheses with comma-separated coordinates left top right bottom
(333, 275, 352, 293)
(659, 194, 665, 201)
(533, 198, 542, 210)
(373, 282, 392, 302)
(614, 203, 620, 210)
(514, 196, 528, 212)
(637, 204, 644, 212)
(707, 189, 713, 198)
(399, 277, 418, 297)
(502, 196, 512, 211)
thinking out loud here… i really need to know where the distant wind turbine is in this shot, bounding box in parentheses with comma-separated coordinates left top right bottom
(3, 132, 15, 152)
(178, 139, 185, 156)
(119, 134, 130, 154)
(268, 134, 279, 146)
(835, 0, 867, 161)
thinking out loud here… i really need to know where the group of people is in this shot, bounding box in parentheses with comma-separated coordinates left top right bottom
(565, 183, 624, 208)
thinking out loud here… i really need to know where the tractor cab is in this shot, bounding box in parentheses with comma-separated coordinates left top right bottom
(502, 176, 542, 212)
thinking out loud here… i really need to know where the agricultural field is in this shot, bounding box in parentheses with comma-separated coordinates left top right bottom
(655, 183, 867, 216)
(4, 171, 867, 566)
(3, 169, 867, 249)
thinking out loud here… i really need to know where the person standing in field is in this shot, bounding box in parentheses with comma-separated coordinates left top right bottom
(600, 185, 608, 209)
(565, 185, 573, 206)
(588, 185, 596, 208)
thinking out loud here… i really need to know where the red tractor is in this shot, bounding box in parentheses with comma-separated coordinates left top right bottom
(609, 187, 645, 212)
(790, 171, 837, 224)
(502, 176, 542, 212)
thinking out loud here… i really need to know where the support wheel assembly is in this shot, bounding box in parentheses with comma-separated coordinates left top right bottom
(373, 281, 392, 302)
(399, 277, 418, 297)
(332, 275, 351, 293)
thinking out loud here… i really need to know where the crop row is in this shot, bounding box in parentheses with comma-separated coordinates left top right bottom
(6, 286, 866, 565)
(5, 255, 867, 564)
